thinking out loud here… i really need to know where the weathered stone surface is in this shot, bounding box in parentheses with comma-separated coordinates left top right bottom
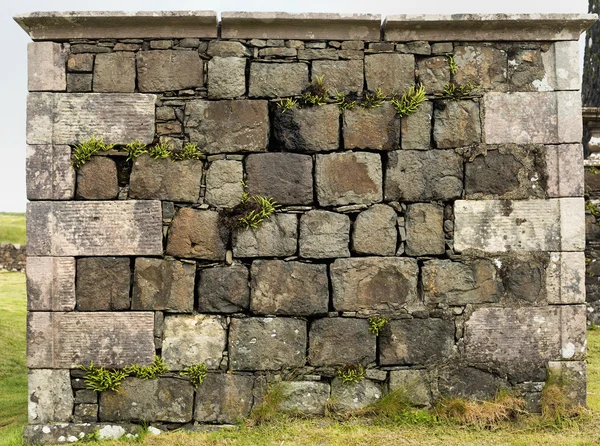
(185, 100, 269, 154)
(233, 213, 298, 258)
(352, 204, 397, 255)
(316, 152, 382, 206)
(259, 47, 298, 57)
(331, 257, 419, 311)
(26, 145, 75, 200)
(465, 150, 527, 197)
(273, 105, 339, 153)
(162, 314, 227, 369)
(501, 255, 547, 303)
(73, 404, 98, 422)
(93, 52, 135, 93)
(365, 53, 415, 95)
(433, 100, 482, 148)
(249, 62, 309, 97)
(137, 50, 203, 92)
(547, 361, 586, 406)
(454, 45, 507, 90)
(132, 258, 195, 312)
(166, 208, 226, 261)
(416, 56, 450, 95)
(454, 198, 585, 252)
(205, 160, 244, 208)
(546, 252, 585, 305)
(422, 259, 502, 305)
(544, 144, 584, 198)
(195, 373, 255, 423)
(129, 155, 203, 203)
(251, 260, 329, 316)
(438, 367, 509, 400)
(23, 423, 141, 444)
(76, 156, 119, 200)
(483, 91, 582, 144)
(27, 312, 155, 368)
(246, 153, 313, 205)
(197, 265, 250, 313)
(405, 203, 445, 256)
(299, 210, 350, 258)
(552, 41, 580, 91)
(508, 47, 551, 92)
(229, 317, 307, 370)
(100, 378, 194, 423)
(75, 390, 97, 404)
(76, 257, 131, 311)
(27, 201, 163, 256)
(67, 73, 93, 92)
(343, 102, 400, 150)
(67, 53, 94, 72)
(28, 42, 66, 91)
(380, 319, 455, 365)
(28, 369, 73, 423)
(385, 150, 463, 201)
(280, 381, 330, 415)
(27, 93, 156, 145)
(389, 370, 432, 407)
(208, 57, 246, 98)
(401, 101, 433, 150)
(27, 257, 76, 311)
(309, 318, 376, 366)
(207, 40, 251, 57)
(330, 378, 382, 413)
(298, 48, 338, 60)
(312, 60, 364, 94)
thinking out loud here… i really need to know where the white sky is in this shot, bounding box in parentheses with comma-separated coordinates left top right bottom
(0, 0, 591, 212)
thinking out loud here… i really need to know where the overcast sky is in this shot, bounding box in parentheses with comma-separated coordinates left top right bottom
(0, 0, 590, 212)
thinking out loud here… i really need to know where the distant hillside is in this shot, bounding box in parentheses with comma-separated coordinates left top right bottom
(0, 213, 26, 245)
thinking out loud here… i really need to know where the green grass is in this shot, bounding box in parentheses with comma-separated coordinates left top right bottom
(0, 213, 26, 246)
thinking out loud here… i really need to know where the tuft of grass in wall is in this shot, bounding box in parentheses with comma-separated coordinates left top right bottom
(247, 382, 288, 426)
(180, 363, 207, 388)
(79, 361, 129, 393)
(391, 85, 427, 118)
(368, 316, 389, 336)
(447, 54, 458, 76)
(238, 195, 278, 229)
(336, 364, 365, 384)
(147, 141, 172, 159)
(360, 88, 386, 109)
(276, 97, 298, 113)
(125, 356, 169, 380)
(71, 135, 115, 168)
(441, 82, 479, 101)
(123, 140, 147, 162)
(539, 368, 588, 427)
(586, 201, 600, 217)
(301, 75, 328, 107)
(334, 91, 357, 114)
(351, 388, 438, 426)
(587, 166, 600, 174)
(170, 142, 202, 161)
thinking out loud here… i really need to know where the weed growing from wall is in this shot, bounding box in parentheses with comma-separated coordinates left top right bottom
(334, 91, 357, 114)
(276, 97, 298, 113)
(361, 88, 386, 109)
(123, 140, 147, 162)
(391, 85, 427, 117)
(247, 382, 288, 426)
(147, 140, 172, 159)
(301, 75, 328, 106)
(71, 135, 114, 168)
(170, 142, 202, 161)
(179, 363, 208, 388)
(78, 361, 129, 392)
(124, 356, 169, 380)
(447, 54, 458, 76)
(368, 316, 389, 336)
(336, 364, 365, 384)
(441, 82, 479, 101)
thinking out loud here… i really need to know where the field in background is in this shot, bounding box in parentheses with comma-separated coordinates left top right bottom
(0, 213, 26, 245)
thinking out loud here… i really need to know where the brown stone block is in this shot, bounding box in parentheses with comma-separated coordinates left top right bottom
(343, 103, 400, 150)
(166, 208, 226, 261)
(76, 257, 131, 311)
(93, 52, 136, 93)
(76, 157, 119, 200)
(27, 257, 76, 311)
(308, 318, 376, 366)
(137, 50, 203, 92)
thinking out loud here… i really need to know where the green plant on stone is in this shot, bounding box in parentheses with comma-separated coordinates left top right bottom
(147, 140, 172, 159)
(238, 195, 279, 229)
(334, 91, 356, 114)
(123, 140, 147, 162)
(361, 88, 386, 109)
(71, 135, 115, 168)
(391, 85, 427, 117)
(447, 54, 458, 76)
(587, 166, 600, 175)
(586, 201, 600, 217)
(336, 364, 365, 384)
(368, 316, 389, 336)
(180, 363, 207, 388)
(276, 97, 298, 113)
(79, 361, 129, 392)
(248, 381, 288, 426)
(170, 142, 202, 161)
(124, 356, 169, 380)
(301, 75, 328, 107)
(441, 82, 478, 100)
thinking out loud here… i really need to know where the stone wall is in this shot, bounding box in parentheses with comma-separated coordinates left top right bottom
(16, 11, 595, 443)
(0, 243, 26, 272)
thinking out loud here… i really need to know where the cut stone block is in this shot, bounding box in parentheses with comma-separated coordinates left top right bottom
(28, 42, 66, 91)
(162, 314, 227, 369)
(27, 201, 163, 257)
(76, 257, 131, 311)
(544, 143, 584, 198)
(433, 100, 482, 148)
(137, 50, 203, 92)
(249, 62, 309, 97)
(27, 257, 76, 311)
(330, 378, 382, 413)
(185, 100, 269, 154)
(281, 381, 330, 416)
(454, 198, 585, 252)
(365, 53, 415, 95)
(232, 213, 298, 258)
(343, 102, 400, 150)
(73, 404, 97, 422)
(330, 257, 419, 311)
(207, 41, 251, 57)
(93, 52, 135, 93)
(547, 361, 586, 406)
(67, 73, 92, 92)
(401, 101, 433, 150)
(205, 159, 244, 208)
(197, 265, 250, 313)
(439, 366, 509, 400)
(312, 60, 364, 94)
(454, 45, 507, 90)
(272, 105, 339, 153)
(76, 156, 119, 200)
(27, 145, 74, 197)
(299, 210, 350, 259)
(67, 53, 94, 72)
(250, 260, 329, 316)
(166, 208, 226, 261)
(416, 56, 450, 95)
(352, 204, 397, 256)
(552, 41, 580, 90)
(309, 318, 376, 366)
(208, 57, 247, 99)
(546, 252, 586, 304)
(194, 373, 255, 423)
(27, 312, 155, 368)
(389, 370, 432, 407)
(28, 370, 73, 423)
(229, 317, 307, 370)
(27, 93, 156, 145)
(405, 203, 445, 256)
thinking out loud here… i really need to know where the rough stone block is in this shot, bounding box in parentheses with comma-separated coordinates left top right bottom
(329, 378, 381, 413)
(73, 404, 98, 422)
(280, 381, 330, 415)
(28, 369, 73, 423)
(433, 100, 482, 148)
(351, 204, 397, 256)
(544, 143, 584, 197)
(162, 314, 227, 369)
(405, 203, 445, 256)
(273, 105, 339, 153)
(316, 152, 382, 206)
(343, 102, 400, 150)
(232, 213, 298, 258)
(389, 370, 432, 407)
(309, 318, 376, 366)
(27, 201, 163, 256)
(28, 42, 66, 91)
(249, 62, 309, 97)
(465, 149, 532, 198)
(194, 373, 255, 423)
(129, 154, 203, 203)
(166, 208, 226, 261)
(26, 145, 75, 200)
(385, 150, 463, 201)
(67, 73, 93, 93)
(27, 257, 75, 311)
(27, 312, 155, 368)
(197, 265, 250, 313)
(205, 160, 244, 208)
(67, 53, 94, 72)
(137, 50, 203, 92)
(454, 45, 507, 90)
(416, 56, 450, 95)
(508, 47, 552, 92)
(299, 210, 350, 258)
(229, 317, 307, 370)
(439, 366, 509, 400)
(246, 153, 313, 205)
(185, 100, 269, 154)
(99, 378, 194, 423)
(379, 319, 455, 365)
(251, 260, 329, 316)
(312, 60, 364, 94)
(401, 101, 433, 150)
(27, 93, 156, 145)
(93, 52, 135, 93)
(547, 361, 586, 406)
(365, 53, 415, 95)
(208, 57, 247, 98)
(207, 41, 251, 57)
(76, 257, 131, 311)
(76, 156, 119, 200)
(546, 252, 586, 304)
(454, 198, 585, 252)
(75, 390, 98, 404)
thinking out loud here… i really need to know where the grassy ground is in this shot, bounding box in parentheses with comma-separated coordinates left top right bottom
(0, 213, 26, 245)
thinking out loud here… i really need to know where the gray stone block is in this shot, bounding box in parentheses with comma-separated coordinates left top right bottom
(298, 49, 339, 60)
(546, 252, 586, 304)
(309, 318, 376, 366)
(76, 257, 131, 311)
(416, 56, 450, 95)
(166, 208, 226, 261)
(351, 204, 397, 256)
(207, 41, 251, 57)
(249, 62, 309, 97)
(197, 265, 250, 313)
(544, 143, 584, 198)
(465, 149, 532, 198)
(329, 378, 381, 413)
(232, 213, 298, 258)
(137, 50, 203, 92)
(365, 53, 415, 95)
(26, 145, 75, 200)
(194, 373, 255, 423)
(433, 100, 481, 148)
(389, 370, 432, 407)
(401, 101, 432, 150)
(67, 73, 93, 92)
(93, 52, 135, 93)
(405, 203, 445, 256)
(205, 160, 244, 208)
(28, 42, 66, 91)
(280, 381, 330, 415)
(312, 60, 364, 94)
(27, 257, 76, 311)
(273, 105, 339, 153)
(76, 156, 119, 200)
(28, 369, 73, 423)
(438, 367, 509, 400)
(208, 57, 246, 99)
(343, 102, 400, 150)
(299, 210, 350, 259)
(73, 404, 98, 422)
(547, 361, 586, 406)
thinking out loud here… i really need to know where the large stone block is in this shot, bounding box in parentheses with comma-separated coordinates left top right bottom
(405, 203, 445, 256)
(205, 159, 244, 208)
(162, 314, 227, 369)
(299, 210, 350, 258)
(316, 152, 382, 206)
(68, 53, 94, 72)
(232, 213, 298, 258)
(547, 361, 586, 406)
(249, 62, 309, 97)
(27, 312, 155, 368)
(280, 381, 330, 415)
(27, 257, 76, 311)
(438, 366, 509, 401)
(508, 47, 553, 92)
(245, 153, 314, 205)
(546, 252, 586, 305)
(416, 56, 450, 95)
(433, 100, 482, 148)
(312, 60, 364, 94)
(401, 101, 433, 150)
(28, 370, 73, 423)
(454, 45, 507, 90)
(454, 198, 585, 252)
(330, 257, 419, 311)
(27, 201, 163, 256)
(385, 150, 463, 202)
(552, 41, 580, 91)
(197, 265, 250, 313)
(184, 100, 269, 154)
(166, 208, 226, 261)
(76, 156, 119, 200)
(26, 145, 75, 200)
(272, 105, 339, 153)
(207, 41, 251, 57)
(99, 378, 194, 423)
(351, 205, 397, 256)
(379, 319, 455, 365)
(343, 102, 400, 150)
(137, 50, 203, 92)
(27, 93, 156, 145)
(129, 154, 203, 203)
(76, 257, 131, 311)
(309, 318, 376, 366)
(194, 373, 255, 423)
(93, 52, 135, 93)
(28, 42, 66, 91)
(329, 378, 382, 413)
(389, 370, 432, 407)
(250, 260, 329, 316)
(365, 54, 415, 95)
(208, 57, 246, 99)
(544, 143, 584, 198)
(229, 317, 307, 370)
